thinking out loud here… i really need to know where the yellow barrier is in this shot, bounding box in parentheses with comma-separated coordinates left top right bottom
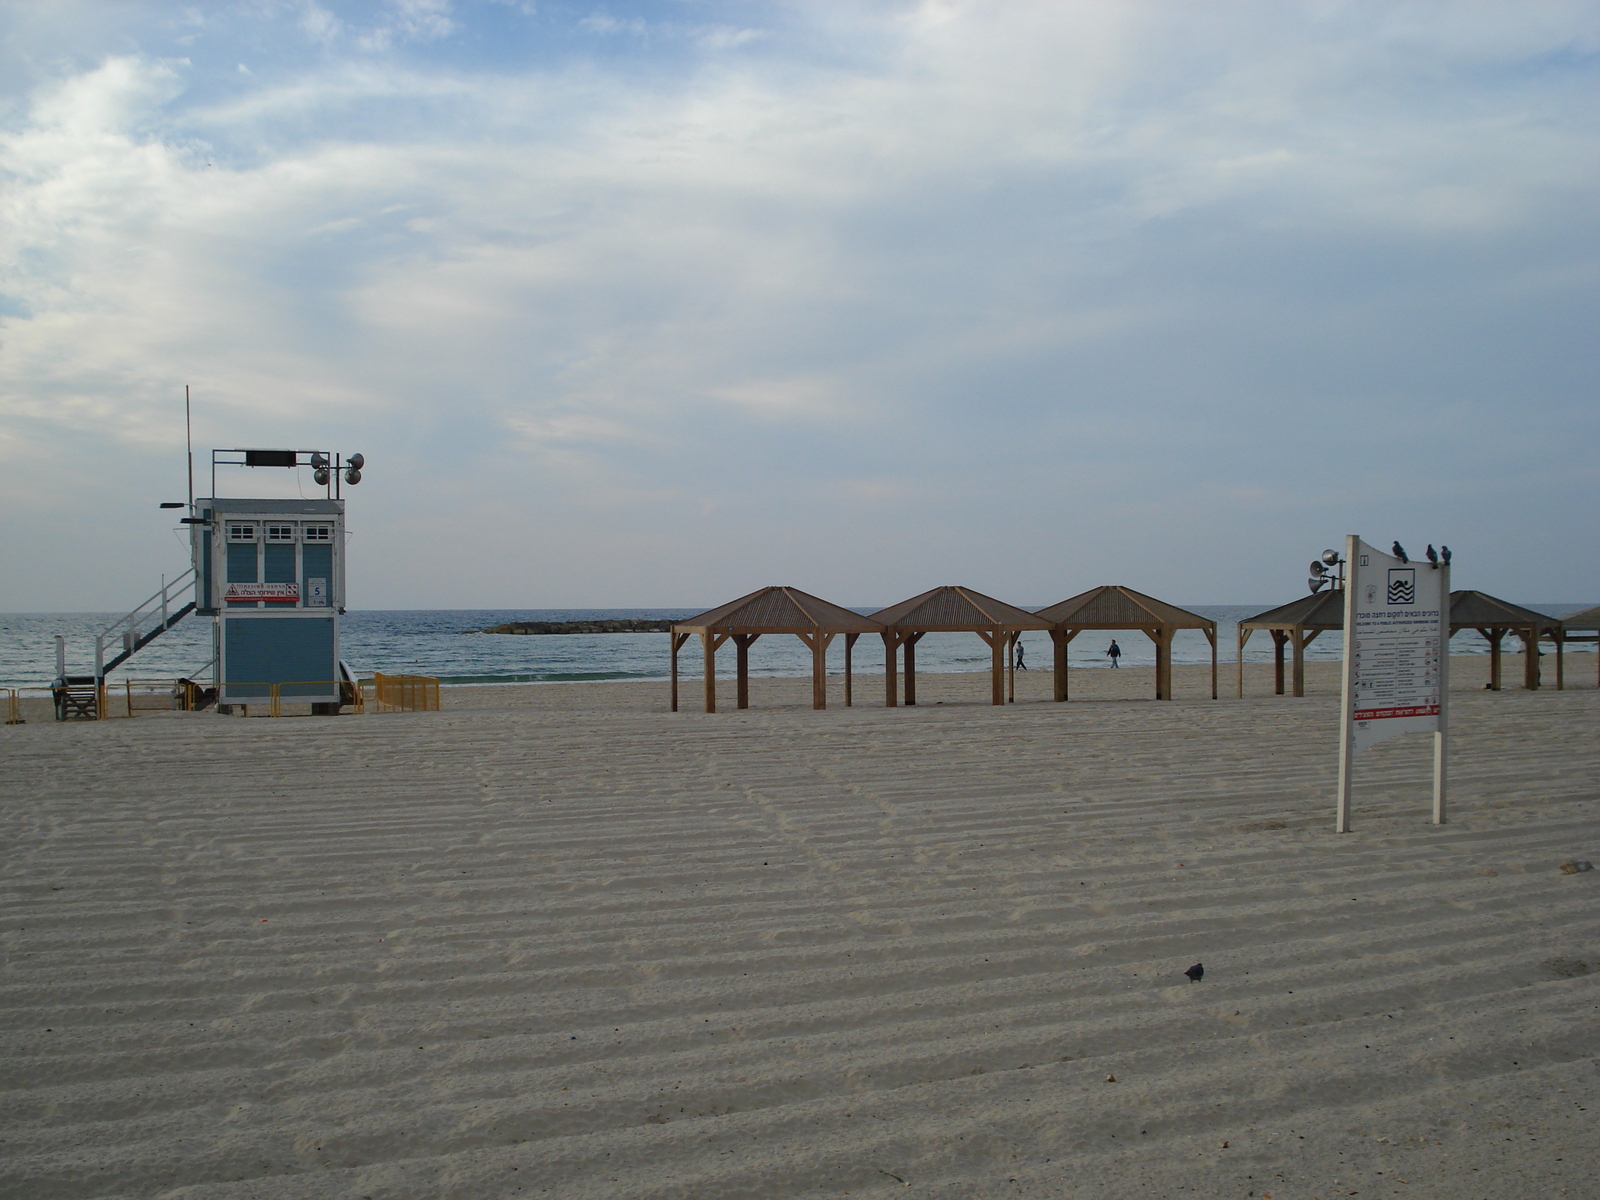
(4, 688, 19, 725)
(370, 672, 440, 713)
(216, 681, 362, 717)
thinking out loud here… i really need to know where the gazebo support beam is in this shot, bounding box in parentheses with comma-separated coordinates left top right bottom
(1477, 627, 1503, 690)
(669, 631, 691, 712)
(845, 632, 858, 707)
(1151, 626, 1171, 700)
(1237, 627, 1251, 699)
(1206, 626, 1217, 700)
(905, 634, 918, 706)
(972, 629, 1005, 706)
(1272, 630, 1288, 695)
(701, 631, 730, 714)
(733, 634, 759, 709)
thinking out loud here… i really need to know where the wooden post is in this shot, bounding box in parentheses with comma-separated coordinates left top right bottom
(1522, 625, 1540, 690)
(1553, 628, 1563, 690)
(904, 634, 918, 706)
(1051, 629, 1067, 701)
(734, 634, 757, 710)
(1482, 627, 1502, 690)
(1152, 627, 1171, 700)
(884, 632, 899, 707)
(670, 630, 691, 711)
(1272, 630, 1288, 695)
(1291, 627, 1307, 698)
(1206, 626, 1217, 699)
(703, 631, 717, 714)
(986, 630, 1004, 705)
(1007, 632, 1017, 703)
(1237, 626, 1249, 699)
(670, 629, 680, 711)
(845, 632, 857, 707)
(809, 632, 834, 710)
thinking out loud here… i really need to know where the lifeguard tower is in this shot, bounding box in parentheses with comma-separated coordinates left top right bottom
(190, 449, 364, 713)
(51, 444, 367, 719)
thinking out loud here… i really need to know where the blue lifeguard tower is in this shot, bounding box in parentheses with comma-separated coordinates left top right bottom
(52, 445, 366, 719)
(191, 449, 363, 713)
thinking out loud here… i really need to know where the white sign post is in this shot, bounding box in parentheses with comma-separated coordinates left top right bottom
(1335, 535, 1449, 833)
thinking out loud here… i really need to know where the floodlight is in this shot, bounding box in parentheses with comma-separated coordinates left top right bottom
(1320, 549, 1340, 566)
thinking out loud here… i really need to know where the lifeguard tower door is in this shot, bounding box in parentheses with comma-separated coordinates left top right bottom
(192, 498, 345, 709)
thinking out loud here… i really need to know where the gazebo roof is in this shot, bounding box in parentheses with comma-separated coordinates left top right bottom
(1238, 589, 1346, 631)
(870, 586, 1052, 631)
(1034, 585, 1215, 630)
(1449, 590, 1559, 630)
(673, 586, 884, 635)
(1556, 603, 1600, 630)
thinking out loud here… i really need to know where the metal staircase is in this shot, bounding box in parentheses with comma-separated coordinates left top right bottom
(95, 568, 197, 675)
(52, 570, 199, 721)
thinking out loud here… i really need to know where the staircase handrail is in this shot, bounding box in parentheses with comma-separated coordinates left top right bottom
(94, 567, 197, 679)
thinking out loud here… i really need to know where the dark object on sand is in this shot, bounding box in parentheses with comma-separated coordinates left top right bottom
(1184, 962, 1204, 983)
(1558, 860, 1593, 875)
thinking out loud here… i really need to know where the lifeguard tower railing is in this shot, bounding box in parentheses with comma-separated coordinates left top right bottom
(93, 568, 198, 679)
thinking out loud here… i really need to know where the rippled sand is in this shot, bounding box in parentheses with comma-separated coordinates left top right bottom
(2, 655, 1596, 1198)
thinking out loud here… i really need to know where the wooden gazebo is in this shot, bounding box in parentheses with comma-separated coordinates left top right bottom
(869, 586, 1051, 707)
(1034, 585, 1217, 702)
(670, 587, 883, 713)
(1554, 604, 1599, 687)
(1449, 590, 1562, 691)
(1236, 589, 1345, 698)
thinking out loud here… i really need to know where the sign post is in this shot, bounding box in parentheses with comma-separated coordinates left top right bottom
(1336, 535, 1449, 832)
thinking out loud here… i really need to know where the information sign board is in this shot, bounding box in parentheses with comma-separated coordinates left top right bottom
(1335, 535, 1449, 831)
(1349, 542, 1444, 750)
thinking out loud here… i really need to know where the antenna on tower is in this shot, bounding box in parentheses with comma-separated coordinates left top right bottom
(185, 385, 194, 513)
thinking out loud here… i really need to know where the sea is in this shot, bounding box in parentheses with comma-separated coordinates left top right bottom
(1, 605, 1590, 691)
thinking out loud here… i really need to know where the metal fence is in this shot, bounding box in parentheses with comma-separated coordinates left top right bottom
(369, 672, 440, 712)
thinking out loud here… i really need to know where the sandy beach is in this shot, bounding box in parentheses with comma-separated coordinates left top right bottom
(2, 654, 1596, 1199)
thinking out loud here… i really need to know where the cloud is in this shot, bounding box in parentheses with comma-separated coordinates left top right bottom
(0, 1, 1597, 608)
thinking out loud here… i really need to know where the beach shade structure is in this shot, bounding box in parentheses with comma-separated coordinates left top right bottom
(1236, 589, 1346, 698)
(869, 586, 1052, 707)
(669, 587, 884, 713)
(1449, 590, 1563, 691)
(1553, 604, 1600, 687)
(1034, 586, 1218, 702)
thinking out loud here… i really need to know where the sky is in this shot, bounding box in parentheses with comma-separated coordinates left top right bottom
(1, 0, 1596, 611)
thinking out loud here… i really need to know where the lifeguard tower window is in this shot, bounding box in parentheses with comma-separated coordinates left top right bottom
(266, 524, 295, 542)
(227, 523, 257, 542)
(304, 525, 333, 542)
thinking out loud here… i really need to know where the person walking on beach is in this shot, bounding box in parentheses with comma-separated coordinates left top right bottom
(1014, 641, 1028, 670)
(1106, 639, 1121, 668)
